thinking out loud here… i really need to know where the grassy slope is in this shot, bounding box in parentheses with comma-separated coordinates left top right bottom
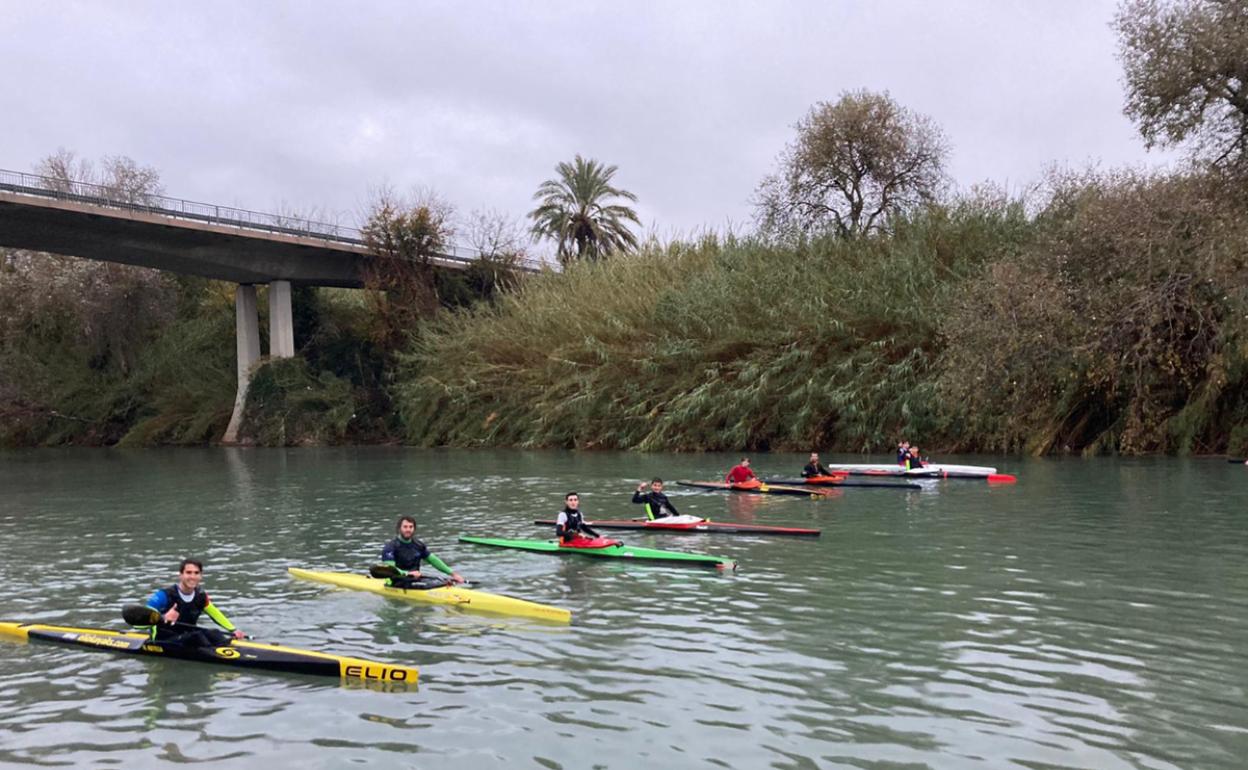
(397, 203, 1033, 451)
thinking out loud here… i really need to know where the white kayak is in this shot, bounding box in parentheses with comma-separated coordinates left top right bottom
(823, 463, 1004, 479)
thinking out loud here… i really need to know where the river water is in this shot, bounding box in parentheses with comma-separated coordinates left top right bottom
(0, 449, 1244, 769)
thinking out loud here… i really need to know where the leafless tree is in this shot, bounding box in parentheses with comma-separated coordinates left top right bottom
(36, 149, 164, 205)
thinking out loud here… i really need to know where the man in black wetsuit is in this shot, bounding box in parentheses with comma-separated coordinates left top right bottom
(145, 558, 245, 647)
(802, 453, 832, 478)
(381, 516, 465, 586)
(632, 478, 680, 520)
(555, 492, 601, 543)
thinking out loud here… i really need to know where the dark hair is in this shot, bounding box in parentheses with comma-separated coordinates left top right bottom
(565, 491, 578, 500)
(396, 515, 417, 533)
(651, 478, 663, 484)
(179, 558, 204, 573)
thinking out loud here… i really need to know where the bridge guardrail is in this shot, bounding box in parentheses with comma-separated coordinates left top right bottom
(0, 168, 548, 272)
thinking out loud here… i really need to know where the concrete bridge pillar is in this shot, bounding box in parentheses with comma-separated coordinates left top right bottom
(222, 284, 261, 444)
(269, 280, 294, 358)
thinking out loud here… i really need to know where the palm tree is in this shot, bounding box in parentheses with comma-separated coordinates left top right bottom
(528, 155, 641, 266)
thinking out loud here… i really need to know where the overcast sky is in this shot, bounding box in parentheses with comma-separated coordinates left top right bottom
(3, 1, 1175, 247)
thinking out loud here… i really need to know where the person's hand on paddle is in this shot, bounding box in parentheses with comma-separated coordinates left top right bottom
(449, 573, 466, 584)
(231, 629, 246, 640)
(636, 482, 648, 493)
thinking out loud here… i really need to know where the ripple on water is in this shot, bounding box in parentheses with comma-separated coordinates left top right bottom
(1, 451, 1248, 768)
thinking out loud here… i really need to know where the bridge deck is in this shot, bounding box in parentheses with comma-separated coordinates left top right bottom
(0, 169, 542, 285)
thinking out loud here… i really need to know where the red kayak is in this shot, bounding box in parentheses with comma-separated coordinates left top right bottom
(534, 515, 820, 537)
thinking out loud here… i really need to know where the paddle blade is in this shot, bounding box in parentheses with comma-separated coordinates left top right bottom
(369, 564, 402, 579)
(122, 604, 160, 626)
(987, 474, 1017, 484)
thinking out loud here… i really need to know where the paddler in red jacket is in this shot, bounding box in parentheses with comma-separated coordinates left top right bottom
(725, 458, 757, 484)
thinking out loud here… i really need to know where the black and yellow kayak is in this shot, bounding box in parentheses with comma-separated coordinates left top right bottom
(0, 618, 418, 685)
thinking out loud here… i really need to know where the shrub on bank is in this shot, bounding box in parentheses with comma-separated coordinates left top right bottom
(939, 170, 1248, 454)
(395, 199, 1032, 451)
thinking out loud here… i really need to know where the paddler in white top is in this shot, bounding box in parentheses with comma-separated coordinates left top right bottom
(555, 492, 602, 543)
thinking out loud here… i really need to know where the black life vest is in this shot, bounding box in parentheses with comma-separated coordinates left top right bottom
(159, 584, 209, 626)
(557, 509, 586, 539)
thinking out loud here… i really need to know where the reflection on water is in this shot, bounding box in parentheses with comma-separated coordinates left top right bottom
(1, 449, 1246, 768)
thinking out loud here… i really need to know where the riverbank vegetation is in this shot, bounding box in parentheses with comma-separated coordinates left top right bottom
(2, 0, 1245, 454)
(394, 173, 1248, 455)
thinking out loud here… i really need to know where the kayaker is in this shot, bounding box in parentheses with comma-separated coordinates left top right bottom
(144, 558, 245, 647)
(896, 441, 911, 466)
(802, 453, 831, 478)
(633, 478, 680, 520)
(556, 492, 601, 543)
(725, 458, 757, 484)
(382, 516, 465, 586)
(905, 446, 925, 470)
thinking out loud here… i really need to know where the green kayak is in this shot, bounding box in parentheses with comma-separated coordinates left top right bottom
(458, 536, 737, 570)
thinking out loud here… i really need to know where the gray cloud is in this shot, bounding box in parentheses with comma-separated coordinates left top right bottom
(2, 0, 1174, 246)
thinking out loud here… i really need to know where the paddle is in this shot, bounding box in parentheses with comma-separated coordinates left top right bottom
(122, 604, 249, 640)
(368, 565, 476, 587)
(122, 604, 164, 627)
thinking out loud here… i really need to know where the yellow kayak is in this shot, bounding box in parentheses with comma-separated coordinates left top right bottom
(288, 568, 572, 624)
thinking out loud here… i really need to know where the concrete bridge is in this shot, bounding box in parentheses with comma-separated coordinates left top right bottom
(0, 168, 536, 442)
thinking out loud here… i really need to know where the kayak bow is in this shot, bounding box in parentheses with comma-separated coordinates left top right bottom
(458, 536, 736, 570)
(0, 620, 418, 684)
(532, 516, 819, 537)
(288, 568, 571, 624)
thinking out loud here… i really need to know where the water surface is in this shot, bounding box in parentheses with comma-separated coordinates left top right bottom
(0, 449, 1245, 769)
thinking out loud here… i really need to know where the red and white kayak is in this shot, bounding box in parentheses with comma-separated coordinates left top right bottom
(822, 463, 1016, 482)
(533, 514, 820, 537)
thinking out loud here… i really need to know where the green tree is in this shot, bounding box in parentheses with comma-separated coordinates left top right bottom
(3, 150, 175, 376)
(359, 187, 455, 336)
(755, 90, 949, 239)
(528, 155, 641, 266)
(1115, 0, 1248, 169)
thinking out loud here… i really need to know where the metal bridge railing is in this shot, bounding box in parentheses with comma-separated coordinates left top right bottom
(0, 168, 547, 271)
